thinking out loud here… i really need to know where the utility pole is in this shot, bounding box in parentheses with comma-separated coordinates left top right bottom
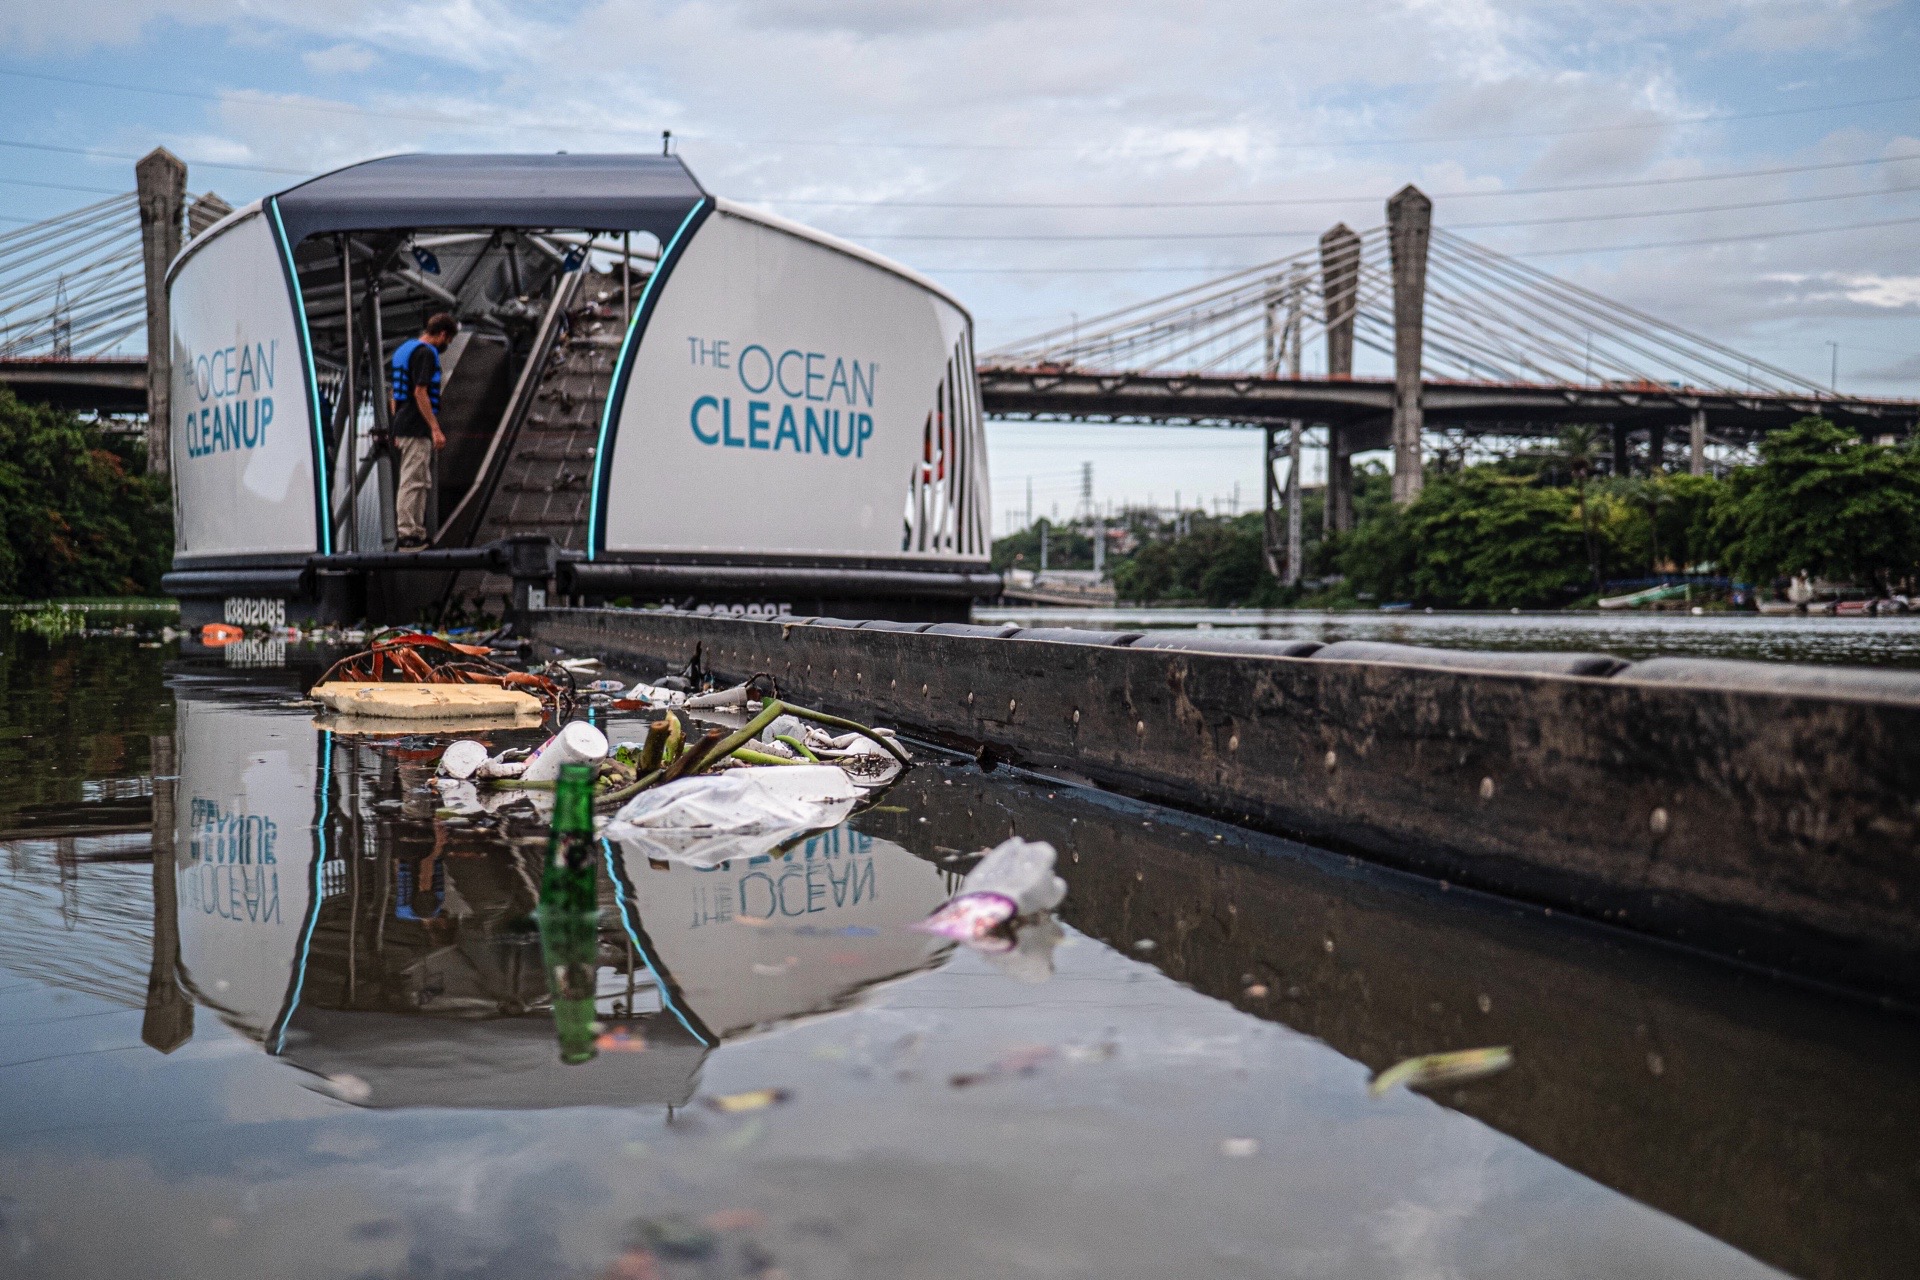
(1320, 223, 1361, 533)
(137, 147, 187, 477)
(1285, 266, 1304, 586)
(1827, 341, 1839, 394)
(1388, 185, 1431, 506)
(1025, 476, 1033, 528)
(1690, 408, 1707, 477)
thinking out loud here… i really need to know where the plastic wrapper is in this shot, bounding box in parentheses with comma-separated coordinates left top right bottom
(602, 765, 860, 868)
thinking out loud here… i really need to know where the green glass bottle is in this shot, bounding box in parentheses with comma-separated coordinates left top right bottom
(539, 761, 599, 913)
(538, 761, 600, 1063)
(539, 906, 600, 1065)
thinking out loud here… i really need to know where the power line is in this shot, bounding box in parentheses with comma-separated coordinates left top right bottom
(0, 136, 307, 175)
(1, 64, 1916, 156)
(915, 211, 1920, 273)
(836, 181, 1920, 242)
(746, 153, 1917, 209)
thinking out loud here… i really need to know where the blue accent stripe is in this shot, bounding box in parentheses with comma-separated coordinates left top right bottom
(588, 199, 712, 560)
(267, 197, 333, 555)
(601, 836, 712, 1046)
(271, 729, 332, 1054)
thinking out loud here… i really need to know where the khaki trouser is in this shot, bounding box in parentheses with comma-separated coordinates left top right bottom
(395, 436, 434, 543)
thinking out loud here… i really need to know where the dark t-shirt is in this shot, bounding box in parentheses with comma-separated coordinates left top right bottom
(391, 342, 440, 438)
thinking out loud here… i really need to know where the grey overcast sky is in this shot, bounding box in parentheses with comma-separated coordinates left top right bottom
(3, 0, 1917, 524)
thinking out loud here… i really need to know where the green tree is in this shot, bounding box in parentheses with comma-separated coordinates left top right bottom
(0, 389, 173, 598)
(1110, 512, 1276, 605)
(1554, 424, 1606, 598)
(1712, 417, 1920, 591)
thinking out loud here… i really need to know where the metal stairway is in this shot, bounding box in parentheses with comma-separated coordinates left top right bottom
(439, 269, 631, 609)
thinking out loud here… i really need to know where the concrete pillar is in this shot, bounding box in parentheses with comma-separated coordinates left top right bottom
(1285, 421, 1304, 586)
(136, 148, 187, 477)
(1649, 422, 1667, 474)
(142, 733, 192, 1054)
(1387, 186, 1431, 505)
(1690, 409, 1707, 476)
(1262, 425, 1283, 580)
(1320, 223, 1361, 531)
(1611, 423, 1630, 477)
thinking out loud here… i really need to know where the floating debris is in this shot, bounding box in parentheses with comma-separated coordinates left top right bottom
(704, 1088, 791, 1113)
(313, 630, 578, 721)
(1369, 1046, 1513, 1097)
(915, 837, 1065, 945)
(594, 1027, 648, 1053)
(604, 766, 860, 868)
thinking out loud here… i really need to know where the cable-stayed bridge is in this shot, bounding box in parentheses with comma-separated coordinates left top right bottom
(977, 186, 1916, 574)
(0, 161, 1912, 552)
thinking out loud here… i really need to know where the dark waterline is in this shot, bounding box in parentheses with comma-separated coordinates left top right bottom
(1, 639, 1915, 1278)
(977, 606, 1920, 668)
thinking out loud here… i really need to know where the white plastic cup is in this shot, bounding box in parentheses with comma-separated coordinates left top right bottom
(438, 739, 491, 780)
(520, 720, 609, 782)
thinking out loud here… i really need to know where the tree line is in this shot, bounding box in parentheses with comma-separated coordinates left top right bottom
(0, 389, 172, 599)
(994, 418, 1920, 609)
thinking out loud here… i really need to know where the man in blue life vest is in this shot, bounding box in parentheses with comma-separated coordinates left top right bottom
(389, 312, 459, 549)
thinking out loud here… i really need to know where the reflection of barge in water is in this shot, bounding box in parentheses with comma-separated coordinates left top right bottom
(161, 153, 997, 628)
(158, 675, 953, 1107)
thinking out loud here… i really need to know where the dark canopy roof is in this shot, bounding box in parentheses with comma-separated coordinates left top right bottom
(270, 153, 707, 248)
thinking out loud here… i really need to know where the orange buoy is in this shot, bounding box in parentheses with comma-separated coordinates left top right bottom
(200, 623, 245, 646)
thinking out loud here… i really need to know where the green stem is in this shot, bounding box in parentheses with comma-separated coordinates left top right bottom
(594, 768, 663, 811)
(780, 702, 910, 765)
(732, 747, 802, 766)
(775, 733, 818, 761)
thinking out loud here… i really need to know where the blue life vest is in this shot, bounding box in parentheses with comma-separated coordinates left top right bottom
(389, 338, 441, 415)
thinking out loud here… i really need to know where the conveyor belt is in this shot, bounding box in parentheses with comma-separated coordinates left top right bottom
(433, 270, 630, 607)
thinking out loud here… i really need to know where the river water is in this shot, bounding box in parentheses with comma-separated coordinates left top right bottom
(2, 638, 1915, 1279)
(976, 606, 1920, 668)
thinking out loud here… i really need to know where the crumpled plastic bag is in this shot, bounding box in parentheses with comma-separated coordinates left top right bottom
(955, 837, 1066, 916)
(915, 837, 1066, 942)
(602, 765, 860, 868)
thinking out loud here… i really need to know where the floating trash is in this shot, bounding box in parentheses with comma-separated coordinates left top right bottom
(703, 1088, 791, 1113)
(604, 766, 860, 868)
(1369, 1046, 1514, 1096)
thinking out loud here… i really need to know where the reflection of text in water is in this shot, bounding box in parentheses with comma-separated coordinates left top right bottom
(181, 796, 280, 923)
(691, 829, 876, 927)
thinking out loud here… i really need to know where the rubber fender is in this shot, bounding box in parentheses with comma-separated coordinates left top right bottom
(1127, 633, 1324, 658)
(1619, 656, 1920, 706)
(923, 622, 1022, 638)
(1312, 639, 1628, 678)
(1007, 628, 1145, 646)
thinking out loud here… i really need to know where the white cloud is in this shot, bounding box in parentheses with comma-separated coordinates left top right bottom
(10, 0, 1914, 500)
(304, 42, 377, 74)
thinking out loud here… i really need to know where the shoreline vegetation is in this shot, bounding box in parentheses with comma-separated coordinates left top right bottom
(993, 419, 1920, 612)
(0, 389, 171, 601)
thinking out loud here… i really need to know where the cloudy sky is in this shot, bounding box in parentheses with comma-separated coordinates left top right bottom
(3, 0, 1917, 523)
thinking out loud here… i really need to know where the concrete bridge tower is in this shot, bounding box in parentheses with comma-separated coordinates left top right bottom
(1387, 185, 1431, 505)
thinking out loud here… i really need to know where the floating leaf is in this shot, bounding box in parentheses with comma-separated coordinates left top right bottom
(704, 1088, 791, 1113)
(1369, 1046, 1513, 1097)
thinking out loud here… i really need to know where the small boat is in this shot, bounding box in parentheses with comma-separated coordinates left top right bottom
(1756, 600, 1801, 616)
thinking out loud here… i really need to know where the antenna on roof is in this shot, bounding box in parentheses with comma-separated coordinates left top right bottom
(662, 130, 672, 157)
